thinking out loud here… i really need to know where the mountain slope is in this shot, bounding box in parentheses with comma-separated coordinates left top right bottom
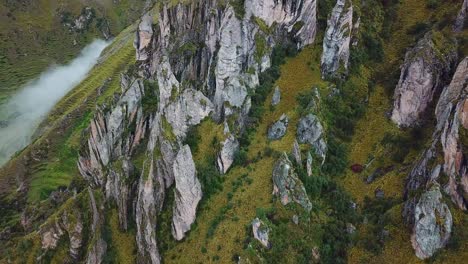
(0, 0, 467, 263)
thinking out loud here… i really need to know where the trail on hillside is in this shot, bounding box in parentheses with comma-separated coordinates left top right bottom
(0, 39, 110, 166)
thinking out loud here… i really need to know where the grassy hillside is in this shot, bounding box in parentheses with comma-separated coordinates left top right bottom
(1, 0, 467, 263)
(0, 0, 148, 105)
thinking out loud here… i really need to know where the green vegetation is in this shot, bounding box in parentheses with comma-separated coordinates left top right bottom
(0, 0, 147, 105)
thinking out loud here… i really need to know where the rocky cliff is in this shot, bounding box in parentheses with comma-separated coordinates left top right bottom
(75, 0, 319, 262)
(391, 32, 457, 127)
(321, 0, 354, 79)
(403, 56, 468, 259)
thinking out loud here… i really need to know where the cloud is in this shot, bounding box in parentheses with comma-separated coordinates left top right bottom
(0, 39, 110, 166)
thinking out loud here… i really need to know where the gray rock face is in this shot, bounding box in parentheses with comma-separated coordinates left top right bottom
(321, 0, 353, 78)
(272, 153, 312, 212)
(271, 86, 281, 106)
(217, 135, 240, 174)
(135, 116, 166, 264)
(306, 152, 313, 176)
(454, 0, 468, 32)
(268, 114, 289, 140)
(411, 185, 452, 259)
(297, 114, 327, 162)
(135, 14, 153, 61)
(213, 6, 258, 121)
(391, 33, 457, 127)
(245, 0, 317, 48)
(86, 188, 107, 264)
(78, 75, 146, 230)
(438, 57, 468, 210)
(164, 88, 214, 139)
(172, 145, 202, 240)
(252, 218, 270, 248)
(39, 209, 83, 261)
(292, 140, 302, 165)
(404, 59, 467, 258)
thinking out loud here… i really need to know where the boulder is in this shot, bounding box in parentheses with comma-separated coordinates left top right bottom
(321, 0, 353, 78)
(272, 153, 312, 212)
(391, 32, 457, 127)
(292, 215, 299, 225)
(346, 223, 356, 234)
(172, 145, 202, 240)
(306, 152, 313, 176)
(297, 114, 327, 162)
(268, 114, 289, 140)
(411, 185, 452, 259)
(292, 140, 302, 165)
(217, 135, 240, 174)
(271, 86, 281, 106)
(252, 218, 270, 248)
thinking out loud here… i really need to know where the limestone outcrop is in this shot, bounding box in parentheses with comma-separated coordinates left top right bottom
(272, 153, 312, 212)
(321, 0, 353, 78)
(39, 209, 83, 261)
(454, 0, 468, 32)
(245, 0, 317, 47)
(411, 185, 452, 260)
(171, 145, 202, 240)
(297, 114, 327, 162)
(391, 32, 457, 127)
(135, 14, 154, 61)
(438, 57, 468, 210)
(403, 58, 467, 259)
(268, 114, 289, 140)
(252, 218, 270, 248)
(217, 135, 240, 174)
(271, 86, 281, 106)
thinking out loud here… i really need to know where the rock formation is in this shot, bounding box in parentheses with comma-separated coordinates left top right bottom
(272, 153, 312, 212)
(252, 217, 270, 248)
(39, 208, 83, 261)
(391, 32, 457, 127)
(268, 114, 289, 140)
(306, 152, 313, 176)
(86, 188, 107, 264)
(454, 0, 468, 32)
(411, 185, 452, 260)
(321, 0, 353, 78)
(297, 114, 327, 162)
(292, 140, 302, 165)
(78, 75, 146, 230)
(2, 0, 321, 262)
(245, 0, 317, 47)
(135, 14, 154, 61)
(403, 58, 467, 258)
(438, 57, 468, 210)
(172, 145, 202, 240)
(271, 86, 281, 106)
(217, 135, 240, 174)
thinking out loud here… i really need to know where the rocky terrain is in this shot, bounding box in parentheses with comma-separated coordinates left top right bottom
(0, 0, 468, 263)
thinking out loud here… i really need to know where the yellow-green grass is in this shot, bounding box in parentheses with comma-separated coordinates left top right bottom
(340, 0, 468, 263)
(0, 0, 145, 105)
(163, 45, 327, 263)
(107, 208, 137, 263)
